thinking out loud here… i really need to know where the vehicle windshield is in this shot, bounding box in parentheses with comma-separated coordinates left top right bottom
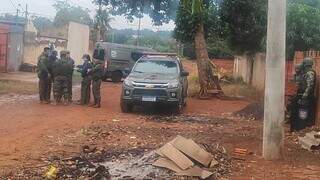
(133, 60, 178, 74)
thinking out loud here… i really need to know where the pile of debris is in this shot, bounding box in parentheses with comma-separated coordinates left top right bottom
(142, 114, 228, 125)
(152, 135, 231, 179)
(299, 131, 320, 151)
(233, 102, 264, 120)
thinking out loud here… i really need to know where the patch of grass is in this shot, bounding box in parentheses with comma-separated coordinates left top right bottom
(223, 83, 262, 101)
(187, 74, 262, 100)
(0, 80, 38, 94)
(188, 75, 200, 97)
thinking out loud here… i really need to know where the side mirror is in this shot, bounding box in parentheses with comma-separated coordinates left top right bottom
(181, 71, 189, 77)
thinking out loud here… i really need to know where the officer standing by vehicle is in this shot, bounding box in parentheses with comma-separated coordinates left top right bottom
(37, 47, 50, 104)
(90, 58, 104, 108)
(77, 54, 93, 105)
(290, 58, 316, 131)
(66, 51, 75, 103)
(52, 51, 70, 105)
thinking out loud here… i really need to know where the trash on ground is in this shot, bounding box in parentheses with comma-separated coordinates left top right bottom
(44, 165, 57, 180)
(233, 148, 248, 156)
(153, 135, 219, 179)
(299, 131, 320, 151)
(233, 102, 264, 120)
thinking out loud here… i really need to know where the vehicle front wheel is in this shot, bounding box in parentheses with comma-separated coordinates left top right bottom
(120, 99, 133, 113)
(172, 102, 183, 114)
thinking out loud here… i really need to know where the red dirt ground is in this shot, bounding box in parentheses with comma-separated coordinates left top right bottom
(0, 60, 319, 179)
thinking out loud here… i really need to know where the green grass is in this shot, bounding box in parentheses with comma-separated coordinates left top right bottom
(187, 74, 262, 100)
(0, 80, 38, 94)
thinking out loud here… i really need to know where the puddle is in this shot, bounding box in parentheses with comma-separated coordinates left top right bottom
(0, 93, 37, 105)
(0, 85, 81, 106)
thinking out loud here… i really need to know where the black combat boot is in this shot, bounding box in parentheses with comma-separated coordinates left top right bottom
(89, 99, 97, 107)
(93, 99, 101, 108)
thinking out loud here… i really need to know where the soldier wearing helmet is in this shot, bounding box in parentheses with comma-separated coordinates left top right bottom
(52, 50, 71, 105)
(300, 58, 316, 103)
(291, 57, 317, 130)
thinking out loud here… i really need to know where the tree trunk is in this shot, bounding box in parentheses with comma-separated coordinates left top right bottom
(194, 23, 210, 96)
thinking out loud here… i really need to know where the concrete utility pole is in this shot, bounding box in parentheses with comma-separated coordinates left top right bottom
(263, 0, 287, 160)
(137, 17, 141, 46)
(97, 0, 102, 42)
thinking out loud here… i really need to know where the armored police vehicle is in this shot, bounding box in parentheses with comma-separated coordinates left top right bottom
(120, 53, 189, 113)
(93, 42, 155, 82)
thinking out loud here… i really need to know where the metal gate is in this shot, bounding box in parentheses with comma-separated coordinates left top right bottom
(0, 33, 8, 72)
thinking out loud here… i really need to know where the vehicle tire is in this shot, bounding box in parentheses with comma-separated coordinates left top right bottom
(101, 75, 108, 82)
(172, 102, 183, 114)
(120, 99, 133, 113)
(111, 71, 122, 83)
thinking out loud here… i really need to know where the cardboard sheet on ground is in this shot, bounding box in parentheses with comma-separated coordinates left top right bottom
(171, 135, 213, 167)
(153, 158, 213, 179)
(158, 143, 194, 170)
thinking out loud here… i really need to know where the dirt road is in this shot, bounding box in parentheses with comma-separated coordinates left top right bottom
(0, 83, 319, 178)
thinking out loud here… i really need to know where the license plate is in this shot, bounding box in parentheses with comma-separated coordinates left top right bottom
(142, 96, 156, 102)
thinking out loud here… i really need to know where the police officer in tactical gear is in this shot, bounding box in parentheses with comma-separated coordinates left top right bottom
(90, 58, 104, 108)
(66, 51, 75, 103)
(46, 50, 58, 101)
(290, 58, 316, 131)
(52, 51, 71, 105)
(37, 47, 50, 104)
(77, 54, 93, 105)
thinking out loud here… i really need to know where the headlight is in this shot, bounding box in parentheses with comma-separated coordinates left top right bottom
(124, 79, 133, 86)
(168, 81, 179, 89)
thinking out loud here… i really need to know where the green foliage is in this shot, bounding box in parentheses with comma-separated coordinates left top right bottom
(174, 0, 231, 59)
(220, 0, 267, 55)
(98, 0, 179, 25)
(53, 0, 93, 27)
(105, 29, 177, 53)
(174, 0, 219, 44)
(287, 2, 320, 57)
(289, 0, 320, 8)
(0, 13, 25, 23)
(182, 40, 233, 59)
(94, 8, 113, 40)
(128, 36, 177, 53)
(32, 16, 53, 31)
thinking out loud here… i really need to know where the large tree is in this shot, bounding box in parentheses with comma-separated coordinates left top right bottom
(98, 0, 179, 25)
(287, 2, 320, 57)
(220, 0, 267, 84)
(53, 0, 93, 27)
(32, 16, 53, 31)
(220, 0, 267, 55)
(94, 8, 113, 41)
(98, 0, 216, 96)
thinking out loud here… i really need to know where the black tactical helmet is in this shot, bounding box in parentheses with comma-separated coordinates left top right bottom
(302, 57, 314, 67)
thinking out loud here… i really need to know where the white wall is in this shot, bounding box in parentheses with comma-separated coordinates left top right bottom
(67, 22, 90, 65)
(233, 53, 266, 91)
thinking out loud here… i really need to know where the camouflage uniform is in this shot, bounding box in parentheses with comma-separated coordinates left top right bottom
(290, 58, 316, 131)
(77, 54, 92, 105)
(287, 64, 304, 124)
(46, 50, 58, 101)
(66, 51, 75, 102)
(90, 60, 104, 108)
(52, 51, 71, 105)
(37, 49, 50, 103)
